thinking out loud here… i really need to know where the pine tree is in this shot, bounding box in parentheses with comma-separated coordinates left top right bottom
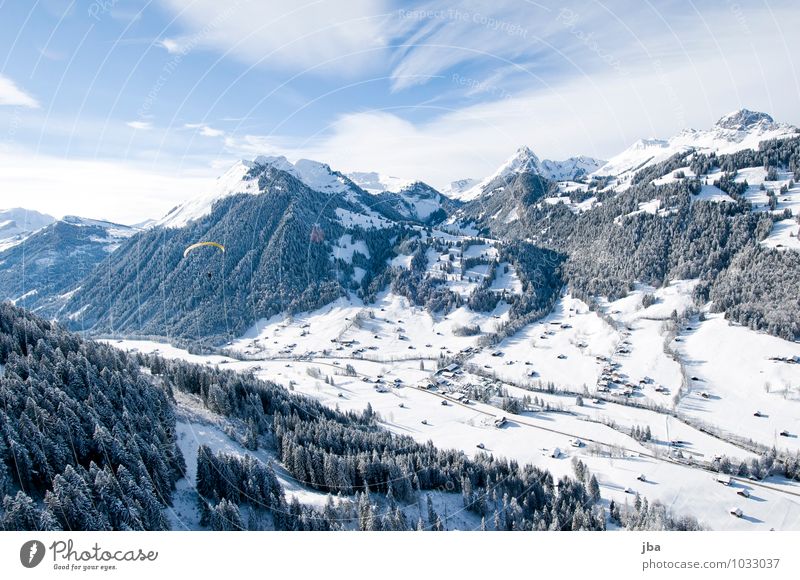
(588, 475, 601, 503)
(210, 498, 244, 531)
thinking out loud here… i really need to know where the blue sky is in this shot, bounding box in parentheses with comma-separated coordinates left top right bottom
(0, 0, 798, 222)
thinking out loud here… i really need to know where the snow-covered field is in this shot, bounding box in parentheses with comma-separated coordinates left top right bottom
(112, 274, 800, 530)
(244, 294, 506, 361)
(468, 294, 616, 390)
(675, 312, 800, 453)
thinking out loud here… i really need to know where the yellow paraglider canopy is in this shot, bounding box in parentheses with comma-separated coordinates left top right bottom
(183, 241, 225, 258)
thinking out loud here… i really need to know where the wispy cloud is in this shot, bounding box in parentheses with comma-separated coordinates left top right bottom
(0, 75, 39, 108)
(126, 120, 153, 130)
(156, 37, 187, 55)
(185, 123, 225, 137)
(0, 147, 215, 223)
(159, 0, 392, 75)
(220, 14, 800, 192)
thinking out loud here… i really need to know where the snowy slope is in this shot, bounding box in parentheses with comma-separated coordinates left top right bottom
(346, 171, 413, 194)
(157, 160, 261, 228)
(113, 321, 800, 531)
(596, 109, 798, 180)
(0, 207, 55, 252)
(456, 147, 604, 201)
(159, 156, 357, 228)
(442, 178, 479, 199)
(0, 215, 139, 315)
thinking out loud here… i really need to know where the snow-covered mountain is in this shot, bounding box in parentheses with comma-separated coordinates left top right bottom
(346, 171, 458, 224)
(6, 108, 800, 535)
(346, 171, 413, 195)
(0, 207, 55, 252)
(540, 155, 605, 181)
(596, 109, 798, 179)
(0, 215, 138, 316)
(374, 181, 458, 224)
(159, 156, 369, 228)
(456, 147, 604, 201)
(442, 177, 479, 198)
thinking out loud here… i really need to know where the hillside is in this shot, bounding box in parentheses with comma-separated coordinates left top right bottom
(0, 216, 138, 317)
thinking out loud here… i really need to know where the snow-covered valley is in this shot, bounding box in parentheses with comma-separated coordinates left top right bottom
(106, 266, 800, 531)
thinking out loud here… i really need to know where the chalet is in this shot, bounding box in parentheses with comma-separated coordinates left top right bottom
(729, 507, 743, 518)
(570, 438, 584, 448)
(636, 474, 646, 482)
(715, 474, 732, 486)
(737, 489, 750, 498)
(437, 363, 460, 375)
(550, 448, 562, 458)
(494, 416, 507, 428)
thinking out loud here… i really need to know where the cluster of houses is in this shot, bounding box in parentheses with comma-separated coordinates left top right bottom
(596, 359, 669, 398)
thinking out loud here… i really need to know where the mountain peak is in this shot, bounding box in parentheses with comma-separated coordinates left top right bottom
(506, 145, 541, 168)
(715, 109, 774, 131)
(597, 109, 796, 178)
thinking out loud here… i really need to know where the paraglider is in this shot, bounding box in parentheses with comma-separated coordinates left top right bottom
(183, 242, 225, 279)
(183, 241, 225, 258)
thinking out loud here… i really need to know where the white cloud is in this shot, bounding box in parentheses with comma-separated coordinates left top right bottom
(158, 0, 392, 76)
(200, 126, 224, 137)
(185, 123, 225, 138)
(126, 120, 153, 130)
(0, 75, 39, 108)
(222, 27, 800, 190)
(0, 148, 216, 224)
(156, 38, 185, 54)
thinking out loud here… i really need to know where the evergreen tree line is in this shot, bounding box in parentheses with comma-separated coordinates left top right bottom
(143, 350, 609, 531)
(0, 303, 183, 530)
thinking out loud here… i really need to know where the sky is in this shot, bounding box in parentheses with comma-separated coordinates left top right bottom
(0, 0, 798, 223)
